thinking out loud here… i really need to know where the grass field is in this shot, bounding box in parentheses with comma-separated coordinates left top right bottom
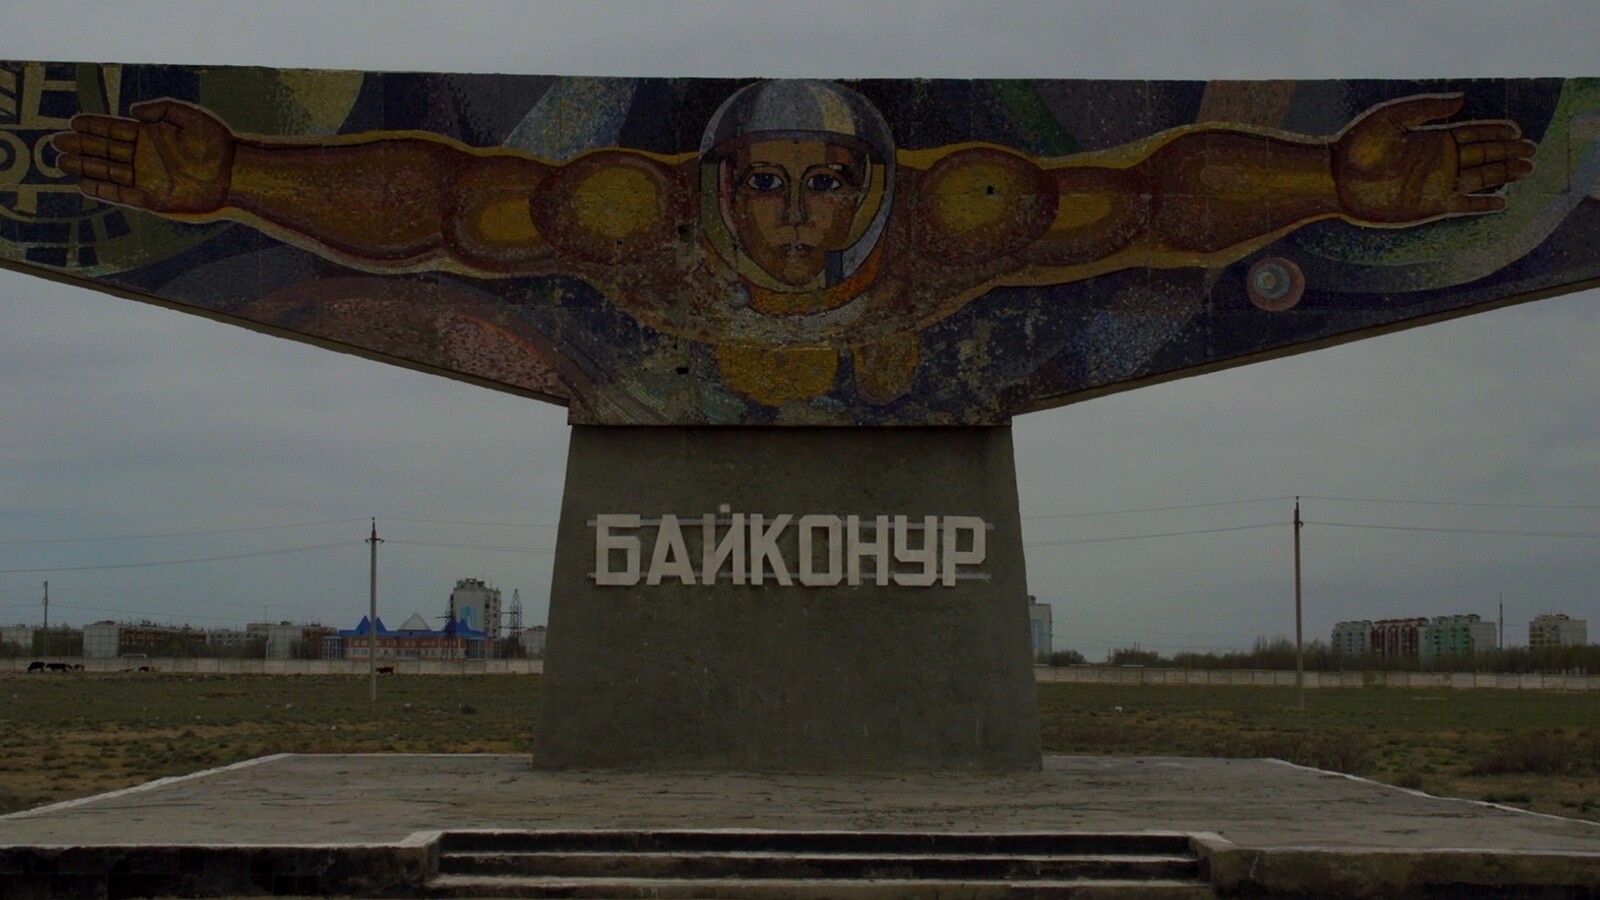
(1, 672, 1595, 820)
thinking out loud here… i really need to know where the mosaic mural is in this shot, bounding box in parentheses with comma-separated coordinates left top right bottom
(3, 64, 1598, 425)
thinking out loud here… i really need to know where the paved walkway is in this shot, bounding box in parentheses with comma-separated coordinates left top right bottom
(3, 754, 1598, 896)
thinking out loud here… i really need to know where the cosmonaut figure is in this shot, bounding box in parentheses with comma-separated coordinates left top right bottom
(54, 80, 1535, 407)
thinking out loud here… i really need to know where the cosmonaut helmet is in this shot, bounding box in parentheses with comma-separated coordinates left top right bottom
(700, 80, 896, 289)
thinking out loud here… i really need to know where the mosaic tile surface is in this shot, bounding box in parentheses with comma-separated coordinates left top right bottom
(3, 64, 1596, 424)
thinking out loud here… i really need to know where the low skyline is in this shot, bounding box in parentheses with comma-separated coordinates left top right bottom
(2, 1, 1596, 652)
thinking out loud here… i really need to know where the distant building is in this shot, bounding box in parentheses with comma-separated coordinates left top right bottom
(258, 622, 333, 659)
(1422, 614, 1497, 658)
(82, 622, 122, 658)
(449, 579, 502, 640)
(1, 625, 35, 653)
(1027, 598, 1052, 660)
(82, 621, 206, 658)
(1372, 617, 1429, 661)
(337, 612, 490, 660)
(517, 625, 547, 658)
(1529, 614, 1588, 650)
(1331, 620, 1372, 656)
(205, 627, 258, 653)
(1336, 614, 1497, 661)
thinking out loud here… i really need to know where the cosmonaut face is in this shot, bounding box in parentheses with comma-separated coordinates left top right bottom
(725, 139, 866, 287)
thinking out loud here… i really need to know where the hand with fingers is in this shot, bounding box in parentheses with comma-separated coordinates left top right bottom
(51, 99, 236, 214)
(1332, 93, 1536, 225)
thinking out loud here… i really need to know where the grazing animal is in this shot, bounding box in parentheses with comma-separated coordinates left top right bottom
(377, 666, 395, 675)
(26, 661, 45, 673)
(45, 662, 70, 672)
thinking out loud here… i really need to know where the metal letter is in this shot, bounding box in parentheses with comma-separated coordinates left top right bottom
(594, 514, 641, 586)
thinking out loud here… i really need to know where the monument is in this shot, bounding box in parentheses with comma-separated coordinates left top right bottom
(4, 64, 1598, 769)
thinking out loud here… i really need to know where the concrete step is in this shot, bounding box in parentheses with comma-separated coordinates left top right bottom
(425, 831, 1214, 899)
(437, 829, 1196, 857)
(425, 872, 1218, 899)
(439, 849, 1201, 881)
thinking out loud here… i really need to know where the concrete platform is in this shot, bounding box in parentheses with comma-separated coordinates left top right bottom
(2, 753, 1598, 897)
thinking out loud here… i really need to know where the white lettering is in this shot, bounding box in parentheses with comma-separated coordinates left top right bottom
(593, 511, 990, 588)
(594, 514, 641, 585)
(941, 515, 987, 586)
(748, 514, 793, 585)
(797, 514, 843, 586)
(645, 514, 696, 585)
(892, 515, 939, 586)
(701, 512, 747, 585)
(847, 514, 890, 586)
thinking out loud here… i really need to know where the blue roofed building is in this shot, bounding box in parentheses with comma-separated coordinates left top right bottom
(330, 612, 491, 660)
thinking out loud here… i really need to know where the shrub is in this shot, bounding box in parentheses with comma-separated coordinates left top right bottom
(1210, 730, 1370, 776)
(1467, 729, 1597, 777)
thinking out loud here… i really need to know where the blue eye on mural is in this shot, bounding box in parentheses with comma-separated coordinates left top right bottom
(805, 172, 844, 192)
(744, 171, 785, 192)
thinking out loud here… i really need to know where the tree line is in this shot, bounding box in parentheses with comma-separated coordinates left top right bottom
(1043, 637, 1599, 675)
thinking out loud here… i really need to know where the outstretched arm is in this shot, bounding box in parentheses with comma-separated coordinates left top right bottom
(52, 100, 691, 275)
(998, 93, 1536, 274)
(1147, 93, 1535, 256)
(53, 100, 549, 271)
(1329, 93, 1533, 221)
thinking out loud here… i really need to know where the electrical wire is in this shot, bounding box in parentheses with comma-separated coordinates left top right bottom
(0, 540, 366, 574)
(1025, 522, 1281, 547)
(0, 518, 371, 545)
(381, 516, 557, 530)
(1301, 495, 1600, 511)
(384, 539, 555, 554)
(1305, 520, 1600, 539)
(1023, 496, 1292, 520)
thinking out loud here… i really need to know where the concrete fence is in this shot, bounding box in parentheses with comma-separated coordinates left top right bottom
(3, 657, 1595, 689)
(1035, 665, 1600, 691)
(0, 656, 544, 675)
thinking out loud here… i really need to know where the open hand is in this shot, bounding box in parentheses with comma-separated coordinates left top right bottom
(51, 100, 235, 213)
(1334, 94, 1535, 224)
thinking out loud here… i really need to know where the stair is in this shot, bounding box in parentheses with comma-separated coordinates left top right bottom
(424, 830, 1215, 898)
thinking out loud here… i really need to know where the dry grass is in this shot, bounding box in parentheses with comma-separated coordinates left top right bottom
(0, 671, 537, 814)
(2, 672, 1597, 821)
(1467, 728, 1600, 777)
(1036, 683, 1600, 819)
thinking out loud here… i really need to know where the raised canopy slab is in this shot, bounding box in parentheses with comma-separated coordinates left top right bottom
(3, 64, 1597, 425)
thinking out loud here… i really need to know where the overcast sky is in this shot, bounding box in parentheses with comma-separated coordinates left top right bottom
(1, 1, 1596, 654)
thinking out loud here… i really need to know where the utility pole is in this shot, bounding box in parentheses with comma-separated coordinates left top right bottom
(1498, 595, 1504, 651)
(42, 581, 48, 659)
(1294, 498, 1305, 712)
(367, 519, 383, 702)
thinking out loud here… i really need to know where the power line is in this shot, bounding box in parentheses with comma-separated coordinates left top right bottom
(1022, 494, 1600, 522)
(1025, 522, 1280, 547)
(0, 518, 370, 545)
(1305, 520, 1600, 539)
(28, 601, 304, 624)
(1023, 497, 1291, 520)
(385, 539, 555, 555)
(0, 540, 365, 574)
(381, 516, 558, 530)
(1300, 495, 1600, 511)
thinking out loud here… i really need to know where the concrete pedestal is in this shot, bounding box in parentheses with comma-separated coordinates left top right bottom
(532, 426, 1040, 772)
